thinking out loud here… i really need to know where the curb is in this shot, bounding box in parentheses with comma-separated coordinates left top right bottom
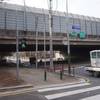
(75, 75, 90, 83)
(0, 84, 33, 92)
(64, 72, 90, 83)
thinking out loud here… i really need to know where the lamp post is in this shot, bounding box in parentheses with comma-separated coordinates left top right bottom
(35, 16, 38, 69)
(43, 9, 47, 81)
(66, 0, 71, 75)
(15, 3, 20, 80)
(49, 0, 53, 69)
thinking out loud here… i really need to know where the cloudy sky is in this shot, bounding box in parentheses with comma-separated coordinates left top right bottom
(5, 0, 100, 18)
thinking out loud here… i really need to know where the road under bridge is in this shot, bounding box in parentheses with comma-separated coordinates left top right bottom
(0, 35, 100, 62)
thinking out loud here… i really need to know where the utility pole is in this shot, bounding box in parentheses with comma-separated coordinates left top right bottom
(43, 9, 47, 81)
(49, 0, 53, 69)
(35, 16, 38, 69)
(16, 5, 20, 80)
(66, 0, 71, 75)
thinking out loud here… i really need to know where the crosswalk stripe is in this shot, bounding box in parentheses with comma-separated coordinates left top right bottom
(81, 94, 100, 100)
(45, 85, 100, 100)
(38, 83, 90, 92)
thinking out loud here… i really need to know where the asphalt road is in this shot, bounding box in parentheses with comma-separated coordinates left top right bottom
(1, 66, 100, 100)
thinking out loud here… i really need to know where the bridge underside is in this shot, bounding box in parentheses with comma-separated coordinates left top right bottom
(0, 44, 100, 56)
(0, 30, 100, 60)
(0, 43, 100, 62)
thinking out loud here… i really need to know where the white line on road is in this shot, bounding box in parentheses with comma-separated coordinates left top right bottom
(81, 94, 100, 100)
(45, 85, 100, 100)
(38, 83, 90, 92)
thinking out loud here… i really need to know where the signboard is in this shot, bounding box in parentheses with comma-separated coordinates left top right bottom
(70, 32, 78, 37)
(72, 24, 81, 30)
(69, 32, 86, 39)
(79, 32, 86, 39)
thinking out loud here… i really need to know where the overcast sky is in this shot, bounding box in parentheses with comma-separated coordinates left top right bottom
(5, 0, 100, 18)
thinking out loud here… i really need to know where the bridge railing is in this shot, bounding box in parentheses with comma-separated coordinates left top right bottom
(0, 30, 100, 41)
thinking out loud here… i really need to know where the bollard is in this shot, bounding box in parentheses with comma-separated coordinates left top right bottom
(44, 70, 47, 81)
(60, 70, 63, 80)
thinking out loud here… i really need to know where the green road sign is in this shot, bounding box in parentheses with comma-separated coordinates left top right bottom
(79, 32, 86, 39)
(70, 32, 78, 38)
(70, 32, 86, 39)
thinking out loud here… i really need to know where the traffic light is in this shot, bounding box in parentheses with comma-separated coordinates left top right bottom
(20, 38, 27, 49)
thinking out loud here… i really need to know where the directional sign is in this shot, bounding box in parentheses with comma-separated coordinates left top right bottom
(72, 24, 81, 30)
(70, 32, 78, 37)
(79, 32, 86, 39)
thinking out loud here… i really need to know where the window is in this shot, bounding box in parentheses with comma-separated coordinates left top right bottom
(91, 52, 96, 58)
(97, 52, 100, 58)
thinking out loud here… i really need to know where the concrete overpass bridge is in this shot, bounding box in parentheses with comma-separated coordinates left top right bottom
(0, 33, 100, 62)
(0, 3, 100, 60)
(0, 32, 100, 51)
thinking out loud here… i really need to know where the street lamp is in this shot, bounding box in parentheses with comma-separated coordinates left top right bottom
(35, 16, 38, 69)
(15, 4, 20, 80)
(49, 0, 53, 69)
(43, 8, 47, 81)
(66, 0, 71, 75)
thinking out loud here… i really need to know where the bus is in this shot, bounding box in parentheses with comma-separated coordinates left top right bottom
(85, 50, 100, 77)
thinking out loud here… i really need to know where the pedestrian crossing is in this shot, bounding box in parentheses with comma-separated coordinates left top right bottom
(38, 83, 89, 92)
(37, 82, 100, 100)
(81, 94, 100, 100)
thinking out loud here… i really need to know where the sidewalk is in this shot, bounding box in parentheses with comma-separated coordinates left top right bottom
(0, 67, 85, 91)
(9, 68, 82, 87)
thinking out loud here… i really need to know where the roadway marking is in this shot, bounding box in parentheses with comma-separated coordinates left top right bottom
(38, 83, 90, 92)
(45, 85, 100, 100)
(81, 94, 100, 100)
